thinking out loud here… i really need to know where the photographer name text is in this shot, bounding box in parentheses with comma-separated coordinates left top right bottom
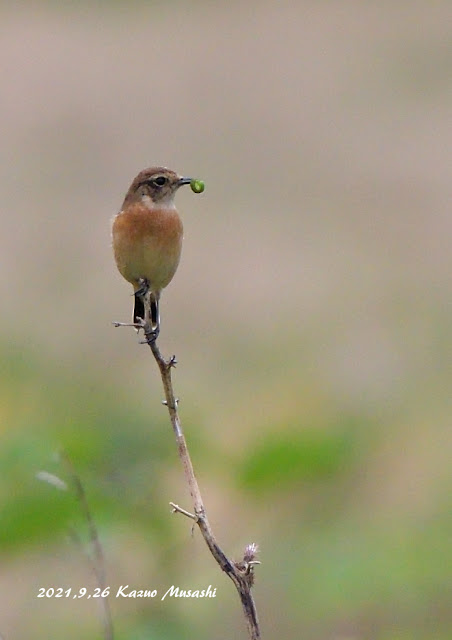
(37, 585, 217, 600)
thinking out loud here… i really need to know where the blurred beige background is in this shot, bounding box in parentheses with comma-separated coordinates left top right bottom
(1, 2, 452, 639)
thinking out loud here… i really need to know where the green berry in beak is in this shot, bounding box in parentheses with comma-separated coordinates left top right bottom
(190, 179, 205, 194)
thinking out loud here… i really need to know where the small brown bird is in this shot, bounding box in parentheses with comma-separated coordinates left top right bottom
(112, 167, 193, 339)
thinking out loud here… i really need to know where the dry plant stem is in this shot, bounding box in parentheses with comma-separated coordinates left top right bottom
(142, 319, 260, 639)
(62, 453, 114, 640)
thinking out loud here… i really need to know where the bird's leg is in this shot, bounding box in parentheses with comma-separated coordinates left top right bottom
(114, 278, 161, 342)
(133, 277, 150, 328)
(134, 277, 149, 299)
(142, 292, 160, 344)
(134, 279, 160, 344)
(150, 293, 160, 333)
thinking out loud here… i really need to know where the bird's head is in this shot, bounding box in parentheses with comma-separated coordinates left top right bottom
(123, 167, 192, 210)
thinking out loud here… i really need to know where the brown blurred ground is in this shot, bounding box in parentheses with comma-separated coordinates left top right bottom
(1, 2, 452, 639)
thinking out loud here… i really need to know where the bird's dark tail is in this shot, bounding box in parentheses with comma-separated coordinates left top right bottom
(133, 294, 145, 325)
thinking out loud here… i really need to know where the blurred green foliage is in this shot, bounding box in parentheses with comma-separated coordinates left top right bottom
(238, 424, 359, 491)
(0, 342, 182, 554)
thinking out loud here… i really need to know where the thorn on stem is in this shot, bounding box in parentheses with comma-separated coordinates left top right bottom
(169, 501, 198, 521)
(113, 321, 141, 328)
(162, 398, 179, 408)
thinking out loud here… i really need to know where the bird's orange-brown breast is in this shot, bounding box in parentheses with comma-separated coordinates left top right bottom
(112, 202, 183, 291)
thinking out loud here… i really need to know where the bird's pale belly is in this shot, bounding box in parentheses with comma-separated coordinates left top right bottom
(126, 235, 182, 290)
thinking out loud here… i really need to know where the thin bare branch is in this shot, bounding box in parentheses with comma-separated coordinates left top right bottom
(169, 502, 198, 521)
(137, 298, 261, 640)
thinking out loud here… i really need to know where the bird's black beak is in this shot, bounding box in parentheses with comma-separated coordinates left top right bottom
(177, 177, 192, 187)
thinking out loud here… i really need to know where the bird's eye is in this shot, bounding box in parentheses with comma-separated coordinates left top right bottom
(152, 176, 167, 187)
